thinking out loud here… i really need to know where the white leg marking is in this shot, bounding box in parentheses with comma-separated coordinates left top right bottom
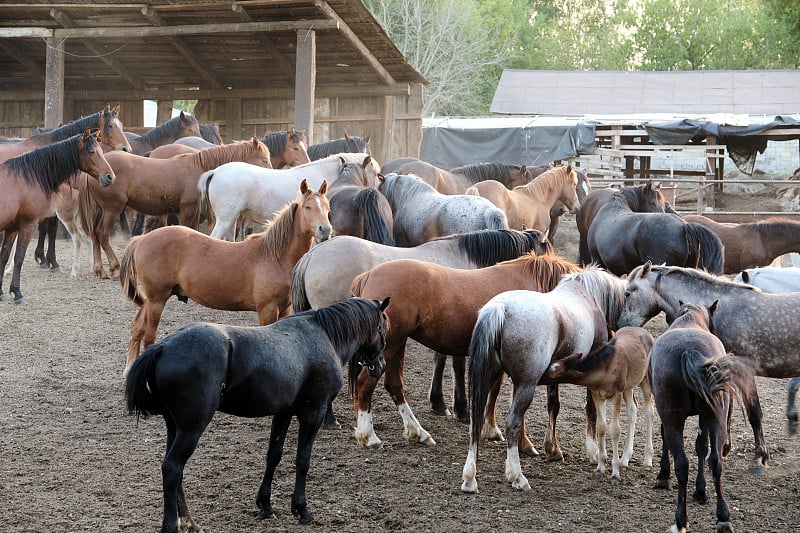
(354, 410, 382, 448)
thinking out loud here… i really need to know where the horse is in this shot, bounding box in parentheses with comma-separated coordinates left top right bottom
(460, 266, 627, 493)
(683, 215, 800, 274)
(125, 296, 390, 530)
(577, 182, 670, 266)
(586, 188, 723, 276)
(349, 252, 578, 448)
(378, 173, 508, 246)
(307, 133, 370, 160)
(647, 302, 763, 533)
(545, 166, 592, 245)
(0, 130, 115, 303)
(260, 127, 310, 168)
(80, 138, 273, 278)
(327, 159, 394, 245)
(465, 165, 580, 233)
(124, 112, 202, 156)
(619, 262, 774, 474)
(168, 123, 224, 150)
(543, 326, 655, 484)
(119, 179, 332, 376)
(381, 157, 534, 195)
(198, 153, 380, 241)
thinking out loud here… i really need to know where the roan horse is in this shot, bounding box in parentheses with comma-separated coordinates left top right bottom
(461, 267, 627, 493)
(619, 262, 773, 475)
(378, 172, 508, 246)
(465, 165, 580, 233)
(81, 138, 273, 278)
(0, 130, 115, 303)
(291, 228, 552, 427)
(684, 215, 800, 274)
(350, 252, 575, 448)
(119, 179, 332, 376)
(327, 159, 394, 245)
(307, 133, 370, 160)
(647, 302, 763, 533)
(544, 326, 655, 484)
(126, 296, 390, 530)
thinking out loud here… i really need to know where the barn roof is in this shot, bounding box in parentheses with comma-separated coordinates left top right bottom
(0, 0, 426, 97)
(491, 70, 800, 116)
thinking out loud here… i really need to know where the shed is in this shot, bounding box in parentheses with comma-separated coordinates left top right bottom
(0, 0, 427, 162)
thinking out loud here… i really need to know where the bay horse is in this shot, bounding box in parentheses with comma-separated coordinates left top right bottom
(544, 326, 655, 484)
(199, 153, 380, 241)
(586, 189, 723, 276)
(648, 302, 762, 533)
(378, 172, 508, 246)
(619, 262, 773, 474)
(126, 296, 390, 530)
(80, 138, 272, 278)
(684, 214, 800, 274)
(119, 179, 332, 376)
(0, 130, 115, 303)
(124, 112, 202, 156)
(260, 127, 310, 168)
(291, 228, 551, 427)
(327, 159, 395, 245)
(461, 267, 627, 493)
(381, 157, 534, 195)
(350, 252, 579, 448)
(577, 182, 669, 266)
(307, 133, 370, 160)
(465, 165, 580, 233)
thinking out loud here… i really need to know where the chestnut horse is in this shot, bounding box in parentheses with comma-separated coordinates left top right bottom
(327, 159, 394, 245)
(465, 165, 580, 232)
(349, 252, 580, 448)
(0, 130, 115, 303)
(80, 138, 272, 278)
(119, 179, 332, 376)
(684, 214, 800, 274)
(381, 157, 533, 195)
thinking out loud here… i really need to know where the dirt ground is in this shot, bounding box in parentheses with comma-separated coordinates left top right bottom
(2, 191, 799, 533)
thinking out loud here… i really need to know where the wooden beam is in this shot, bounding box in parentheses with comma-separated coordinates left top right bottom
(52, 19, 338, 39)
(0, 28, 53, 38)
(44, 37, 64, 128)
(231, 2, 295, 84)
(141, 7, 223, 90)
(0, 40, 45, 80)
(316, 1, 395, 86)
(50, 9, 145, 91)
(294, 29, 316, 138)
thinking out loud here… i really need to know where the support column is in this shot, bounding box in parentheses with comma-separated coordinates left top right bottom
(294, 29, 316, 141)
(44, 37, 64, 128)
(156, 100, 174, 125)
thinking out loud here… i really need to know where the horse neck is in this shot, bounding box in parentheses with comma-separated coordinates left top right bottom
(195, 144, 251, 170)
(139, 118, 186, 150)
(35, 112, 100, 145)
(5, 137, 82, 194)
(524, 171, 565, 206)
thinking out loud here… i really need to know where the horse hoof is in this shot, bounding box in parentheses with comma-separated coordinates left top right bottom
(14, 296, 27, 305)
(748, 464, 766, 476)
(610, 476, 621, 485)
(546, 452, 565, 462)
(788, 419, 798, 436)
(323, 419, 341, 430)
(593, 471, 604, 480)
(715, 521, 734, 533)
(519, 447, 539, 458)
(653, 478, 671, 490)
(49, 265, 61, 273)
(693, 490, 708, 504)
(420, 435, 437, 446)
(257, 509, 275, 520)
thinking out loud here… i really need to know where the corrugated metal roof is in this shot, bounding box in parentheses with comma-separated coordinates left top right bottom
(491, 70, 800, 116)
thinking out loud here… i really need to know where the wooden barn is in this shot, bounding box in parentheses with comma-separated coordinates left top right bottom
(0, 0, 427, 163)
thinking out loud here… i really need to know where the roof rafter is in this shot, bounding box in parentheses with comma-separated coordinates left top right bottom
(231, 2, 295, 84)
(0, 40, 45, 80)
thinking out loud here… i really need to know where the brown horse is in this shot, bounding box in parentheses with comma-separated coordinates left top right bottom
(119, 179, 332, 376)
(465, 165, 580, 232)
(683, 214, 800, 274)
(80, 138, 272, 278)
(0, 130, 115, 303)
(349, 252, 580, 448)
(327, 158, 394, 245)
(261, 127, 311, 168)
(381, 157, 532, 195)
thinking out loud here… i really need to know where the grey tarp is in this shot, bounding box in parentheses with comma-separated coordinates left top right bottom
(420, 121, 596, 169)
(644, 115, 800, 175)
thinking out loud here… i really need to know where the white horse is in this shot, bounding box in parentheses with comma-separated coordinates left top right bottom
(379, 172, 509, 246)
(199, 153, 380, 240)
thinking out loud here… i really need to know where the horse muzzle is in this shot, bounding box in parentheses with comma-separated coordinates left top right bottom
(363, 353, 386, 378)
(315, 224, 333, 243)
(118, 144, 132, 153)
(100, 173, 115, 187)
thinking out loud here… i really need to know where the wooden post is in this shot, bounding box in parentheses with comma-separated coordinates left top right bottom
(44, 37, 64, 128)
(378, 95, 395, 163)
(294, 29, 316, 141)
(156, 100, 174, 125)
(226, 98, 242, 142)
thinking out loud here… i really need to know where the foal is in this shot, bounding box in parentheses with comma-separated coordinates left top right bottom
(544, 326, 654, 484)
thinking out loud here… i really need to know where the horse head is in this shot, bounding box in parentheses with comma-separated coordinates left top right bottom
(80, 129, 115, 187)
(297, 178, 332, 243)
(100, 103, 132, 152)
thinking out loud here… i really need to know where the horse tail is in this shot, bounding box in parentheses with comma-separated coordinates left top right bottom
(76, 172, 98, 241)
(679, 350, 756, 411)
(354, 188, 395, 245)
(468, 301, 507, 450)
(198, 169, 215, 224)
(125, 343, 163, 418)
(484, 206, 508, 230)
(684, 223, 724, 274)
(350, 270, 370, 298)
(119, 236, 144, 306)
(290, 252, 313, 312)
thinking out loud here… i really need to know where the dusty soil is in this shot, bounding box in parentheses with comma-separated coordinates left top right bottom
(2, 192, 799, 533)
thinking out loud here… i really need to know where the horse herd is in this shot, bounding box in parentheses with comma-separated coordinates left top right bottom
(3, 107, 800, 532)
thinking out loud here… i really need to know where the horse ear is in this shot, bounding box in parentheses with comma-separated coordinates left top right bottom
(103, 104, 111, 114)
(251, 137, 259, 147)
(365, 132, 372, 144)
(362, 155, 372, 169)
(112, 103, 120, 115)
(520, 165, 527, 175)
(740, 271, 750, 283)
(345, 132, 352, 142)
(540, 228, 549, 242)
(290, 126, 296, 135)
(709, 300, 719, 316)
(678, 299, 685, 307)
(655, 181, 662, 190)
(640, 260, 652, 277)
(318, 179, 328, 195)
(299, 178, 309, 194)
(380, 296, 390, 311)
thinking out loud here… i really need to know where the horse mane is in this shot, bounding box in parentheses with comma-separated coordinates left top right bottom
(3, 134, 83, 194)
(199, 123, 222, 144)
(751, 218, 800, 240)
(30, 111, 101, 143)
(334, 162, 369, 187)
(617, 184, 657, 209)
(449, 162, 517, 186)
(453, 229, 549, 268)
(516, 253, 581, 287)
(308, 297, 382, 351)
(566, 340, 618, 374)
(249, 200, 297, 260)
(139, 115, 197, 147)
(644, 264, 760, 291)
(381, 173, 435, 204)
(522, 165, 574, 197)
(307, 135, 369, 160)
(261, 130, 290, 155)
(561, 266, 627, 328)
(194, 141, 268, 169)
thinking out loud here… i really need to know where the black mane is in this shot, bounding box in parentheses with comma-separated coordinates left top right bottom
(30, 111, 101, 143)
(449, 162, 518, 187)
(3, 134, 86, 194)
(308, 136, 370, 160)
(456, 228, 550, 268)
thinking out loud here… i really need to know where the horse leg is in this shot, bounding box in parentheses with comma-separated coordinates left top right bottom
(544, 384, 564, 461)
(125, 300, 166, 378)
(0, 230, 19, 301)
(609, 393, 625, 484)
(353, 365, 382, 448)
(584, 387, 599, 463)
(383, 340, 435, 446)
(256, 412, 292, 521)
(58, 211, 84, 277)
(451, 355, 468, 421)
(8, 224, 35, 303)
(620, 388, 637, 468)
(209, 214, 237, 241)
(708, 418, 734, 533)
(481, 374, 507, 442)
(666, 422, 690, 533)
(692, 417, 709, 504)
(639, 380, 655, 468)
(786, 377, 800, 436)
(43, 216, 60, 271)
(654, 423, 672, 489)
(429, 352, 450, 416)
(592, 394, 609, 480)
(161, 417, 205, 533)
(509, 382, 538, 456)
(34, 218, 46, 266)
(97, 209, 122, 276)
(744, 384, 769, 475)
(504, 382, 536, 491)
(289, 406, 327, 524)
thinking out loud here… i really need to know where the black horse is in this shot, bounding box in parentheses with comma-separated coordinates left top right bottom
(126, 296, 390, 531)
(649, 302, 764, 533)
